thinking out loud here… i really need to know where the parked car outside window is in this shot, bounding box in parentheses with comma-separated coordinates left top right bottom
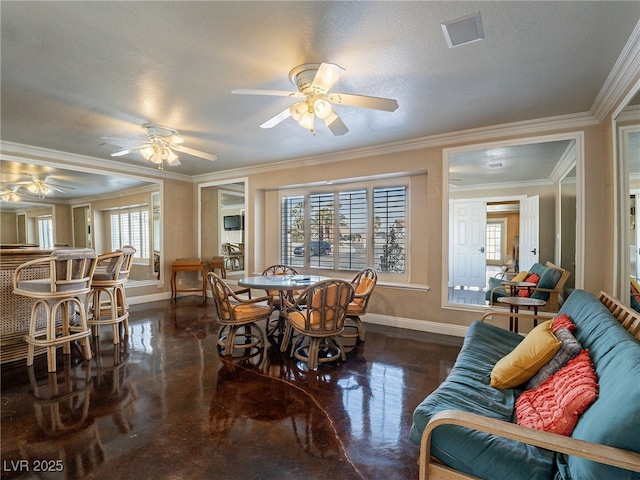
(293, 241, 331, 256)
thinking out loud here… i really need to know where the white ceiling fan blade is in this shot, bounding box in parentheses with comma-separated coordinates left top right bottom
(232, 88, 304, 98)
(111, 144, 148, 157)
(312, 63, 345, 93)
(324, 109, 349, 136)
(327, 92, 399, 112)
(174, 145, 217, 162)
(167, 157, 181, 167)
(260, 107, 292, 129)
(47, 183, 76, 192)
(168, 134, 185, 145)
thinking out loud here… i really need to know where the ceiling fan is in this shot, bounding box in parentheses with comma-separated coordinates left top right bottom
(0, 185, 21, 203)
(110, 124, 217, 169)
(232, 62, 399, 136)
(10, 174, 76, 199)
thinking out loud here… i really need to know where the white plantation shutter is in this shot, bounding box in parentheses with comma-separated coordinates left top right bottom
(281, 183, 407, 274)
(339, 189, 367, 271)
(110, 205, 150, 260)
(373, 186, 406, 273)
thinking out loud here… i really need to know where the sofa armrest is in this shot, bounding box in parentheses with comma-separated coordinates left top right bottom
(419, 409, 640, 480)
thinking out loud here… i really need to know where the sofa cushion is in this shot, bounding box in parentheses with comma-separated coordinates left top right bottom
(526, 327, 582, 389)
(411, 321, 556, 480)
(530, 266, 562, 301)
(490, 320, 561, 389)
(555, 290, 640, 479)
(516, 349, 598, 436)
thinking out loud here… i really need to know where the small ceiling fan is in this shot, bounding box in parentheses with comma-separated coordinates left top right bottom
(110, 124, 217, 169)
(0, 185, 21, 203)
(10, 174, 76, 199)
(232, 62, 398, 136)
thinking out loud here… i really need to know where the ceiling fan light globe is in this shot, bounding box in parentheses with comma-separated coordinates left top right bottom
(167, 149, 179, 164)
(141, 146, 155, 160)
(313, 98, 332, 119)
(27, 183, 38, 193)
(290, 102, 307, 122)
(299, 111, 315, 130)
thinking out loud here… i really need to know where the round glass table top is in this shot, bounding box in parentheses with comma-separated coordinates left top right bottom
(238, 275, 329, 289)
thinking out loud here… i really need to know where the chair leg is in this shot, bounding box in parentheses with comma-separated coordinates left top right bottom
(307, 337, 321, 370)
(280, 324, 293, 353)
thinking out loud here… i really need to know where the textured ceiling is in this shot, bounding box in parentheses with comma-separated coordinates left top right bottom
(1, 2, 639, 189)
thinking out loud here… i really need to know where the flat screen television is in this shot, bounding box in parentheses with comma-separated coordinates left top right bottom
(223, 215, 243, 231)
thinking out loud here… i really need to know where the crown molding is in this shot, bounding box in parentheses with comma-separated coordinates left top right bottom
(193, 111, 599, 183)
(591, 19, 640, 121)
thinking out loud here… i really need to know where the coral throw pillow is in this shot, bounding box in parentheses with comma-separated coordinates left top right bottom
(490, 320, 561, 389)
(552, 313, 576, 333)
(515, 350, 598, 436)
(518, 273, 540, 297)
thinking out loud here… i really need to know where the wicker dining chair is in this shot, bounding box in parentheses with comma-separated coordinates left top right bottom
(14, 249, 97, 372)
(342, 268, 378, 343)
(281, 279, 354, 370)
(208, 272, 273, 355)
(87, 246, 136, 344)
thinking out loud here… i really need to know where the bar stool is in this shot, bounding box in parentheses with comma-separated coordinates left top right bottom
(14, 249, 97, 372)
(87, 246, 135, 344)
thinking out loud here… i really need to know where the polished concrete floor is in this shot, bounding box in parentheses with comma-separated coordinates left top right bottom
(1, 296, 463, 480)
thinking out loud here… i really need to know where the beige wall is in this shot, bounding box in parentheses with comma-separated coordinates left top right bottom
(1, 212, 18, 244)
(204, 124, 609, 329)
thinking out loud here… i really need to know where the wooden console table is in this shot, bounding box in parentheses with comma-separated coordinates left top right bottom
(171, 258, 207, 303)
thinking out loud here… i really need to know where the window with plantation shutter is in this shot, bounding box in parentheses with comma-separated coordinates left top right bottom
(308, 193, 334, 269)
(282, 195, 305, 268)
(281, 183, 407, 275)
(339, 189, 367, 270)
(109, 205, 150, 261)
(374, 186, 406, 273)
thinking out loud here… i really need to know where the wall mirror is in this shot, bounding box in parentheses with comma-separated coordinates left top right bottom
(0, 160, 162, 286)
(614, 84, 640, 309)
(443, 134, 583, 309)
(199, 179, 247, 277)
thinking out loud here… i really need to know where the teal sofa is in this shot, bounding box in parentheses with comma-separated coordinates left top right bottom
(411, 290, 640, 480)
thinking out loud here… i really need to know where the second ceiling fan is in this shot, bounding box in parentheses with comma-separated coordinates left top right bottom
(232, 63, 398, 136)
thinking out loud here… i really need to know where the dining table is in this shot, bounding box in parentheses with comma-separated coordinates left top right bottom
(238, 274, 329, 335)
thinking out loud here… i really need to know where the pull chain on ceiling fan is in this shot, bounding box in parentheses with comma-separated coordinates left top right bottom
(110, 124, 217, 169)
(232, 62, 399, 135)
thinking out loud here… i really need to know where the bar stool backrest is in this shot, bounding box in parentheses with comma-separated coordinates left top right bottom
(14, 248, 97, 297)
(116, 246, 136, 282)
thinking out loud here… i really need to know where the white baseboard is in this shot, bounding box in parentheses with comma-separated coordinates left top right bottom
(364, 313, 468, 338)
(126, 293, 469, 338)
(127, 291, 173, 305)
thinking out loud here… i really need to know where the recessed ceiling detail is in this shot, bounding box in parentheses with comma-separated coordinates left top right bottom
(441, 12, 484, 48)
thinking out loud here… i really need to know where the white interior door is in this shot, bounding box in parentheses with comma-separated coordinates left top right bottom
(450, 200, 486, 288)
(519, 195, 539, 271)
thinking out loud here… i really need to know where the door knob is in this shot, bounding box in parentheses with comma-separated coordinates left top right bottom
(530, 248, 537, 254)
(479, 247, 485, 253)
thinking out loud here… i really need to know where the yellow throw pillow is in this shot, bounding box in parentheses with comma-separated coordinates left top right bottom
(490, 320, 561, 389)
(511, 271, 529, 282)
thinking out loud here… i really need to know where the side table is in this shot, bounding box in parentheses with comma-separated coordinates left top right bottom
(171, 258, 207, 303)
(496, 296, 546, 333)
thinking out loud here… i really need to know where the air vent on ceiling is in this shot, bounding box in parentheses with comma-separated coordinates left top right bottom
(441, 12, 484, 49)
